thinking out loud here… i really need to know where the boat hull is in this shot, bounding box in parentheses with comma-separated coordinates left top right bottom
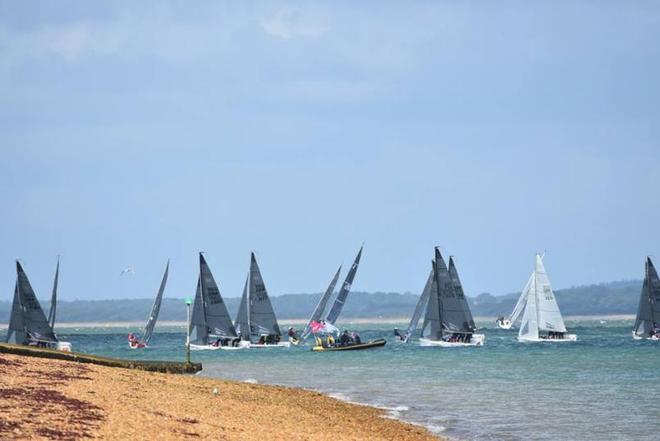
(632, 332, 660, 341)
(248, 341, 291, 349)
(419, 334, 485, 347)
(312, 339, 386, 352)
(517, 334, 577, 343)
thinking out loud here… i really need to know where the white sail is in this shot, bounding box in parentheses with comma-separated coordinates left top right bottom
(534, 255, 566, 332)
(509, 272, 533, 325)
(518, 274, 538, 340)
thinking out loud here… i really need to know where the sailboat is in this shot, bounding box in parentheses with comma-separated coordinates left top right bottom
(297, 265, 342, 344)
(6, 260, 71, 351)
(128, 260, 169, 349)
(632, 257, 660, 340)
(513, 254, 576, 343)
(418, 249, 485, 347)
(309, 246, 385, 351)
(235, 253, 289, 348)
(189, 253, 246, 350)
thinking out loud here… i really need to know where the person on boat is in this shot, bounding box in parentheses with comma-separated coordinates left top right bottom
(258, 335, 266, 345)
(327, 334, 335, 347)
(351, 332, 362, 345)
(393, 328, 404, 341)
(339, 330, 351, 346)
(315, 335, 323, 347)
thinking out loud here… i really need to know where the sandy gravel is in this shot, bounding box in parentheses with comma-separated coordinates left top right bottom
(0, 353, 439, 440)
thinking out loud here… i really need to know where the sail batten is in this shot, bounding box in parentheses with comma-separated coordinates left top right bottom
(141, 260, 169, 346)
(326, 246, 362, 324)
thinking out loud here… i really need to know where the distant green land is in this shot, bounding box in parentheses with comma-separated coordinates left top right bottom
(0, 280, 641, 323)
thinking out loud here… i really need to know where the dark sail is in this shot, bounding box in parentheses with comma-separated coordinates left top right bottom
(190, 276, 208, 345)
(248, 253, 281, 336)
(326, 246, 363, 324)
(421, 265, 441, 340)
(6, 283, 26, 344)
(234, 274, 250, 339)
(634, 257, 660, 337)
(16, 261, 57, 343)
(141, 260, 169, 346)
(404, 265, 433, 343)
(47, 257, 59, 330)
(200, 253, 237, 338)
(446, 256, 476, 333)
(301, 265, 342, 342)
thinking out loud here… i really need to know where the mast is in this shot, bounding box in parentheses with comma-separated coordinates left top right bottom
(325, 246, 363, 324)
(141, 260, 169, 346)
(47, 256, 59, 330)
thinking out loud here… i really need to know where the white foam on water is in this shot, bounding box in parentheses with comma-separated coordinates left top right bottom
(243, 378, 258, 384)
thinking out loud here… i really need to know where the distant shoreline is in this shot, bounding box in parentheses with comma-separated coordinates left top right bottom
(0, 314, 636, 330)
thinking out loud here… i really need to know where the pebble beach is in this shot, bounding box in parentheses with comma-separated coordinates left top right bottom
(0, 353, 438, 440)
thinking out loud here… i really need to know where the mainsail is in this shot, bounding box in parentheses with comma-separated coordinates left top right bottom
(633, 257, 660, 337)
(200, 253, 237, 338)
(47, 257, 59, 330)
(234, 274, 250, 338)
(15, 261, 58, 343)
(445, 256, 477, 333)
(403, 265, 434, 343)
(248, 253, 281, 336)
(325, 246, 363, 324)
(190, 276, 208, 345)
(300, 265, 342, 342)
(533, 255, 566, 332)
(140, 260, 169, 346)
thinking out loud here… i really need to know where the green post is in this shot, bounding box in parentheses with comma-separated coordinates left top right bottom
(185, 296, 193, 364)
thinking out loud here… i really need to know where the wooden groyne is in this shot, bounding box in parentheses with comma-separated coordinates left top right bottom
(0, 342, 202, 374)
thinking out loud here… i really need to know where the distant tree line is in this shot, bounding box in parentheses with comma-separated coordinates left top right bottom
(0, 280, 642, 323)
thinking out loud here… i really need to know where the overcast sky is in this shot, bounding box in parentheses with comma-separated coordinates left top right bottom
(1, 1, 659, 302)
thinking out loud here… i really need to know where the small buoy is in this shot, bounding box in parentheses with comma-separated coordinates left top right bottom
(212, 387, 219, 395)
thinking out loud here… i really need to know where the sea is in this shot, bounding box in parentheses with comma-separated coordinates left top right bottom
(5, 318, 659, 441)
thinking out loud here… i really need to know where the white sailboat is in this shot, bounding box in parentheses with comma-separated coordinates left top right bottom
(514, 254, 576, 343)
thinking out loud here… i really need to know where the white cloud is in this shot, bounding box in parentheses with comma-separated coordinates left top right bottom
(261, 8, 329, 39)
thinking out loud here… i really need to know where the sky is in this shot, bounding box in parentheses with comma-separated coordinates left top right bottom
(1, 1, 659, 302)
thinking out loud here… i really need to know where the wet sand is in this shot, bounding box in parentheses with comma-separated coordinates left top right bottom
(0, 353, 438, 440)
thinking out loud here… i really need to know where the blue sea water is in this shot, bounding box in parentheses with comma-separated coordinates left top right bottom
(7, 319, 659, 440)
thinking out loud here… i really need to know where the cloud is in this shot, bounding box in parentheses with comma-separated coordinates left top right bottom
(261, 8, 329, 39)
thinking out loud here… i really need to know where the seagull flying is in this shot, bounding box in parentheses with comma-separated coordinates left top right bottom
(120, 267, 135, 276)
